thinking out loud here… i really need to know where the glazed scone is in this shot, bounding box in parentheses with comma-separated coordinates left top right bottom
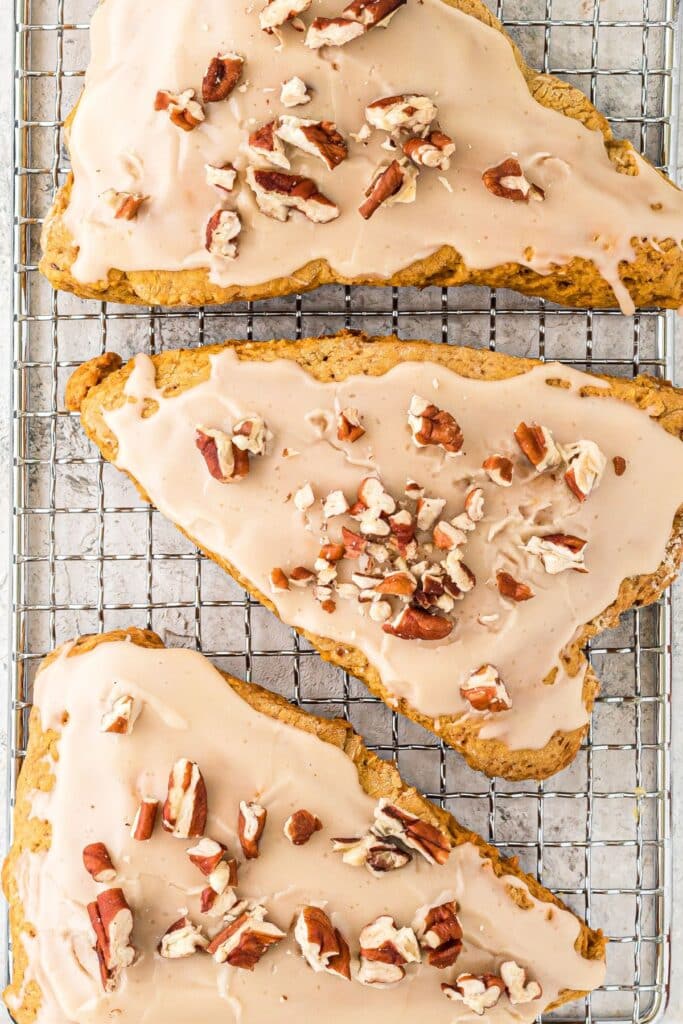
(2, 628, 606, 1023)
(66, 333, 683, 781)
(40, 0, 683, 312)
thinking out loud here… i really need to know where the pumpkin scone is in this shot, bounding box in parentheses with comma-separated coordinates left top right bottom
(3, 628, 606, 1023)
(41, 0, 683, 312)
(66, 332, 683, 780)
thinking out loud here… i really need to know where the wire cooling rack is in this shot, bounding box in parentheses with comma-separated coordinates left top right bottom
(8, 0, 681, 1021)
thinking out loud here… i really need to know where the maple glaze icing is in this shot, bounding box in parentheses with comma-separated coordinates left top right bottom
(102, 349, 683, 751)
(15, 639, 605, 1023)
(62, 0, 683, 312)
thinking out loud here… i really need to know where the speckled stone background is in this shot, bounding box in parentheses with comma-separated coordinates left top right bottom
(0, 1, 681, 1020)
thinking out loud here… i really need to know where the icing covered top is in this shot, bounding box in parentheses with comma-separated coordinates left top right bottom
(14, 638, 605, 1023)
(61, 0, 683, 311)
(99, 347, 683, 751)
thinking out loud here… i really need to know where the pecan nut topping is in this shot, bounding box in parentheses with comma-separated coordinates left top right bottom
(413, 900, 463, 968)
(276, 116, 348, 169)
(202, 53, 244, 103)
(161, 758, 208, 838)
(284, 808, 323, 845)
(294, 906, 351, 979)
(154, 89, 204, 131)
(482, 157, 544, 202)
(460, 664, 512, 713)
(247, 167, 340, 223)
(408, 395, 463, 453)
(442, 973, 506, 1014)
(496, 571, 534, 601)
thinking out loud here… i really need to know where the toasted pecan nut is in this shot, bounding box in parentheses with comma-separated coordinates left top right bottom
(87, 888, 136, 991)
(383, 605, 453, 641)
(83, 842, 116, 882)
(358, 915, 420, 986)
(344, 0, 406, 25)
(482, 454, 514, 486)
(373, 800, 451, 865)
(100, 693, 139, 734)
(525, 532, 587, 573)
(404, 130, 455, 170)
(413, 900, 463, 968)
(337, 407, 365, 442)
(284, 809, 323, 845)
(366, 94, 437, 132)
(500, 960, 543, 1004)
(131, 797, 158, 841)
(196, 427, 250, 483)
(202, 53, 244, 103)
(270, 567, 290, 592)
(276, 116, 348, 170)
(514, 421, 561, 471)
(295, 906, 351, 979)
(260, 0, 312, 31)
(443, 973, 506, 1014)
(496, 571, 534, 602)
(482, 157, 544, 202)
(613, 455, 627, 476)
(103, 190, 148, 221)
(248, 121, 290, 170)
(305, 15, 366, 47)
(247, 167, 340, 223)
(205, 209, 241, 260)
(408, 395, 463, 453)
(359, 160, 404, 219)
(162, 759, 207, 838)
(238, 800, 267, 859)
(207, 908, 284, 968)
(158, 916, 208, 958)
(154, 89, 204, 131)
(205, 163, 237, 193)
(374, 570, 416, 597)
(342, 526, 366, 558)
(562, 440, 606, 501)
(460, 664, 511, 713)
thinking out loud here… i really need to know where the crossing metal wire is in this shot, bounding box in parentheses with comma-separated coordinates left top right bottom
(7, 0, 681, 1020)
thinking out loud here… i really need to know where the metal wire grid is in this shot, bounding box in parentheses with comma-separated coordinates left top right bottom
(7, 0, 681, 1021)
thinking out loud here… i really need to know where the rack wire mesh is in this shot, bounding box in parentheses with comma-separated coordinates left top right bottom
(8, 0, 681, 1020)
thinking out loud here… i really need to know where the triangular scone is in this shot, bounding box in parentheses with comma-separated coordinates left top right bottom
(67, 334, 683, 781)
(40, 0, 683, 311)
(3, 628, 605, 1023)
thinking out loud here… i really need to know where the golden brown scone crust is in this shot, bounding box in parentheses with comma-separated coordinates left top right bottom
(3, 627, 606, 1023)
(39, 0, 683, 309)
(66, 332, 683, 781)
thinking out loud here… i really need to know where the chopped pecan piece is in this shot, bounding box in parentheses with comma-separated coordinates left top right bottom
(404, 130, 455, 170)
(87, 888, 136, 991)
(294, 482, 315, 510)
(161, 759, 207, 838)
(200, 886, 240, 916)
(186, 837, 228, 877)
(281, 76, 311, 107)
(416, 496, 446, 531)
(383, 605, 453, 640)
(205, 209, 241, 260)
(232, 415, 271, 456)
(482, 454, 513, 486)
(276, 116, 348, 170)
(514, 421, 561, 471)
(202, 53, 244, 103)
(561, 440, 606, 501)
(295, 906, 351, 979)
(154, 89, 204, 131)
(374, 570, 416, 597)
(260, 0, 312, 31)
(103, 190, 148, 221)
(247, 167, 339, 223)
(464, 485, 485, 522)
(613, 455, 627, 476)
(158, 916, 208, 958)
(337, 407, 365, 442)
(248, 121, 290, 170)
(433, 520, 467, 551)
(496, 571, 534, 601)
(413, 901, 463, 968)
(323, 489, 350, 518)
(344, 0, 406, 25)
(291, 566, 316, 586)
(270, 567, 290, 593)
(305, 16, 366, 47)
(500, 960, 543, 1004)
(460, 664, 511, 713)
(408, 395, 463, 453)
(482, 157, 544, 202)
(373, 800, 450, 864)
(284, 809, 323, 845)
(205, 162, 237, 193)
(100, 692, 139, 734)
(83, 842, 116, 883)
(207, 907, 285, 968)
(366, 94, 437, 132)
(358, 915, 420, 985)
(359, 160, 417, 219)
(525, 533, 587, 573)
(196, 427, 250, 483)
(131, 797, 158, 841)
(238, 800, 267, 859)
(342, 526, 366, 558)
(442, 973, 506, 1014)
